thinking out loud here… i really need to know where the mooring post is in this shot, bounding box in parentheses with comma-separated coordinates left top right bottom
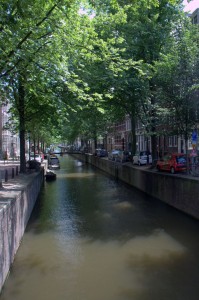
(0, 171, 2, 188)
(12, 168, 14, 178)
(5, 169, 8, 182)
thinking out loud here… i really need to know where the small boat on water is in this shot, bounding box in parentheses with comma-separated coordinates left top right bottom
(45, 170, 57, 181)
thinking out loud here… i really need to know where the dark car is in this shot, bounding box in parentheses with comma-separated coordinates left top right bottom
(26, 160, 41, 170)
(108, 150, 132, 162)
(122, 151, 132, 162)
(108, 149, 122, 162)
(95, 149, 108, 157)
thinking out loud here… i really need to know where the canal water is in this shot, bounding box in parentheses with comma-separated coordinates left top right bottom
(1, 155, 199, 300)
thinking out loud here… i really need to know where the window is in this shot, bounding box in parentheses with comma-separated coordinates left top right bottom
(126, 118, 131, 131)
(115, 135, 121, 144)
(169, 135, 177, 147)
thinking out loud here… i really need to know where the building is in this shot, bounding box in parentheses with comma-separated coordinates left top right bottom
(105, 116, 133, 153)
(0, 104, 20, 160)
(191, 8, 199, 24)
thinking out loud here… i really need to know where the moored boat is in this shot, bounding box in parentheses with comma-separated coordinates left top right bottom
(48, 155, 60, 170)
(45, 170, 57, 181)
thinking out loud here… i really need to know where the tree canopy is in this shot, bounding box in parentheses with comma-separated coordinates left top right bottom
(0, 0, 198, 170)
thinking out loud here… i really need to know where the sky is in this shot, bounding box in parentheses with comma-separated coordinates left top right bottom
(183, 0, 199, 13)
(79, 1, 198, 17)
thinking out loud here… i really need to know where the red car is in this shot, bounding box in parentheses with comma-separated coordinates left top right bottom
(156, 153, 187, 174)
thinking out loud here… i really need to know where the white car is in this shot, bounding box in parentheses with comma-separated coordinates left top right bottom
(133, 151, 152, 165)
(30, 153, 42, 163)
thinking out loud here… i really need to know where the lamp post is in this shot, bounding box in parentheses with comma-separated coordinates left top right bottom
(28, 133, 31, 161)
(136, 142, 138, 153)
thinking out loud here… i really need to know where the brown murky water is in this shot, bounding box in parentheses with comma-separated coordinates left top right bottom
(1, 155, 199, 300)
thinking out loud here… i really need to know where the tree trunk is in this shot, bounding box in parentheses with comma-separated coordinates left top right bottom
(151, 134, 157, 165)
(185, 133, 190, 174)
(94, 137, 97, 150)
(131, 116, 136, 155)
(33, 139, 36, 156)
(150, 82, 157, 165)
(18, 75, 26, 173)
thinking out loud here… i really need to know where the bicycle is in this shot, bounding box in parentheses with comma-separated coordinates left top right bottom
(189, 162, 199, 177)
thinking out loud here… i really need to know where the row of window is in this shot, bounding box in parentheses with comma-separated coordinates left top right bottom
(108, 116, 197, 150)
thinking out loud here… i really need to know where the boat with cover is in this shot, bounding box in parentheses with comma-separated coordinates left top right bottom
(45, 170, 57, 181)
(48, 155, 60, 170)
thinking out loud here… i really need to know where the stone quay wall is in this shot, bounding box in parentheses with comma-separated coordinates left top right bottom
(72, 153, 199, 220)
(0, 170, 44, 292)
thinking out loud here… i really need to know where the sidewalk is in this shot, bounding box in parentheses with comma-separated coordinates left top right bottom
(123, 160, 199, 180)
(0, 159, 20, 165)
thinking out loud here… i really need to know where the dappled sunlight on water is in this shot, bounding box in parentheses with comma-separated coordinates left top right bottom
(113, 201, 135, 211)
(72, 231, 186, 300)
(1, 229, 187, 300)
(57, 172, 95, 179)
(124, 229, 186, 261)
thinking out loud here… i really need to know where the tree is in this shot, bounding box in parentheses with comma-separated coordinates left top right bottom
(155, 17, 199, 155)
(0, 0, 82, 172)
(84, 0, 185, 159)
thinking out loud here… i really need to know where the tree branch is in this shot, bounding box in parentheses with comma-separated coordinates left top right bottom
(0, 1, 61, 76)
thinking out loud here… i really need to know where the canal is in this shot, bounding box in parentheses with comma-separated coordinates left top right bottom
(1, 155, 199, 300)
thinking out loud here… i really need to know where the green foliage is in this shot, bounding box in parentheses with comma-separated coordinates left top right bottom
(0, 0, 198, 161)
(155, 18, 199, 139)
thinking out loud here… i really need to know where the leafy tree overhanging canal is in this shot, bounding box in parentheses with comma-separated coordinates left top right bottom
(0, 0, 198, 171)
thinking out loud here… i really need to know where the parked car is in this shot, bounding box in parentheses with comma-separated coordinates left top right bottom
(30, 153, 42, 163)
(156, 153, 187, 174)
(95, 149, 108, 157)
(120, 151, 132, 162)
(133, 151, 152, 165)
(108, 150, 132, 162)
(108, 149, 123, 162)
(26, 160, 41, 170)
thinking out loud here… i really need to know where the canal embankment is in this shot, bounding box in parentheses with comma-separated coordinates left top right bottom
(72, 153, 199, 221)
(0, 167, 44, 293)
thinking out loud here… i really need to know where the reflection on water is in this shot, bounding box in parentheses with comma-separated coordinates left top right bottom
(1, 155, 199, 300)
